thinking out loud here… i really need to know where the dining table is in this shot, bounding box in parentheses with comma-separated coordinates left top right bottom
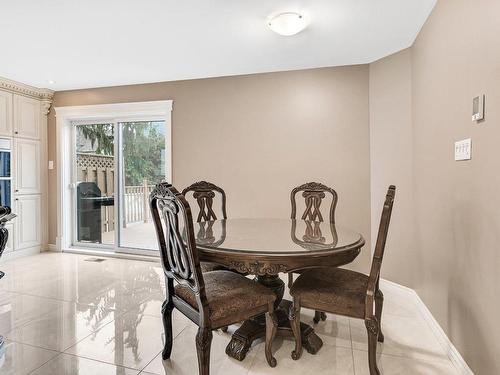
(193, 218, 365, 361)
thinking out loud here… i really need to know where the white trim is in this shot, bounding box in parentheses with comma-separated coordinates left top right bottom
(55, 100, 173, 252)
(54, 101, 172, 120)
(380, 279, 474, 375)
(413, 292, 474, 375)
(62, 246, 160, 263)
(46, 243, 58, 252)
(0, 76, 53, 100)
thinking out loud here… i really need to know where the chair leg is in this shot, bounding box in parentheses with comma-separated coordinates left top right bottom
(313, 311, 327, 324)
(161, 300, 174, 360)
(288, 273, 294, 289)
(375, 289, 384, 343)
(365, 318, 381, 375)
(289, 297, 302, 360)
(195, 327, 213, 375)
(265, 304, 278, 368)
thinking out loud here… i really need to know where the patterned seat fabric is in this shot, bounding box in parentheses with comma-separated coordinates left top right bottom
(175, 270, 276, 323)
(290, 267, 368, 319)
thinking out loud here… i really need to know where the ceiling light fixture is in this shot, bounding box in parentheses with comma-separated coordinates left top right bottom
(47, 80, 55, 85)
(268, 12, 307, 36)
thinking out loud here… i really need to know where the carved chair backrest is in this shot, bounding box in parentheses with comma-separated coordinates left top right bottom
(367, 185, 396, 288)
(290, 182, 338, 223)
(182, 181, 227, 222)
(150, 183, 208, 310)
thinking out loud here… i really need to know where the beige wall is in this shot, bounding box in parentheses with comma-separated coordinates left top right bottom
(369, 49, 415, 287)
(371, 0, 500, 372)
(412, 1, 500, 372)
(48, 66, 372, 270)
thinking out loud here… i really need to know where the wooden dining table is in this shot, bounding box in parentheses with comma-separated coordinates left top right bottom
(193, 218, 365, 361)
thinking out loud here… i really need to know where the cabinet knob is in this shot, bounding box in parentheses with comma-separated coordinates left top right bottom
(15, 189, 18, 192)
(14, 131, 18, 134)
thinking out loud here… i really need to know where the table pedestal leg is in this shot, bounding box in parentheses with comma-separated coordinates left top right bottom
(225, 275, 323, 361)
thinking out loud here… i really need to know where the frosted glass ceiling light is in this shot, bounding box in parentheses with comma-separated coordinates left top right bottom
(268, 12, 307, 36)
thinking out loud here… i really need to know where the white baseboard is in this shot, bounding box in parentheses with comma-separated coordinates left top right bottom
(380, 279, 474, 375)
(62, 247, 160, 263)
(46, 243, 58, 252)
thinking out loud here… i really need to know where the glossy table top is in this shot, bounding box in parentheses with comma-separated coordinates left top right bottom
(193, 218, 364, 255)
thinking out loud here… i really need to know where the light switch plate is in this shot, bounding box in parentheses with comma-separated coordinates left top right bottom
(455, 138, 472, 161)
(48, 160, 54, 169)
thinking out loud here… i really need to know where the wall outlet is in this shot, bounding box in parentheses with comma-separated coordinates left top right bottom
(455, 138, 472, 161)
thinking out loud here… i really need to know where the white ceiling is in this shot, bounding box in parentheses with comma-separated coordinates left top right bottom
(0, 0, 436, 91)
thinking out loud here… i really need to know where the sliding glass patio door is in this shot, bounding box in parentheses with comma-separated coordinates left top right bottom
(118, 121, 166, 251)
(73, 118, 168, 254)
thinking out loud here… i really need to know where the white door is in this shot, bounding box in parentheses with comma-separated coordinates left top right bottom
(0, 91, 13, 137)
(14, 195, 41, 250)
(13, 95, 40, 139)
(14, 138, 40, 194)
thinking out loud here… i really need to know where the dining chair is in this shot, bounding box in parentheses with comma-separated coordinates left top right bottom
(288, 185, 396, 375)
(289, 181, 338, 323)
(150, 183, 278, 374)
(182, 180, 228, 273)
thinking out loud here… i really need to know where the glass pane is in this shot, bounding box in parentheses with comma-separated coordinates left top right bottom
(0, 151, 11, 177)
(119, 121, 166, 250)
(0, 180, 11, 207)
(75, 123, 115, 246)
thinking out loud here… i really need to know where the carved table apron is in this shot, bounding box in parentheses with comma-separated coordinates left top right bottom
(194, 218, 365, 361)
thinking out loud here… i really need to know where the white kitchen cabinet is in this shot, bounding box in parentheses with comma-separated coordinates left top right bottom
(14, 195, 41, 250)
(0, 78, 52, 256)
(14, 138, 41, 195)
(14, 94, 40, 139)
(0, 91, 13, 137)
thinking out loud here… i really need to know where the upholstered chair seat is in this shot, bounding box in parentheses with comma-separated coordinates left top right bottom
(290, 268, 368, 319)
(175, 270, 276, 326)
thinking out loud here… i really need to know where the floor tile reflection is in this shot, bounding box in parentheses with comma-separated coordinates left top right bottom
(0, 340, 58, 375)
(0, 253, 462, 375)
(5, 302, 117, 351)
(30, 353, 140, 375)
(65, 311, 167, 370)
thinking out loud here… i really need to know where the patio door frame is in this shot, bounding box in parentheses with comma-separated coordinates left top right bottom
(55, 100, 173, 255)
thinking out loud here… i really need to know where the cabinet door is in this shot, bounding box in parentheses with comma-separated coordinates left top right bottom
(14, 95, 40, 139)
(0, 91, 13, 137)
(14, 195, 41, 250)
(14, 138, 40, 194)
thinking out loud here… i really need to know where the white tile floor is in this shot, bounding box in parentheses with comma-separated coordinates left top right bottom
(0, 253, 459, 375)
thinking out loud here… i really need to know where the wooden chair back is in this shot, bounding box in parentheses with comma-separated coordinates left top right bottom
(182, 181, 227, 222)
(150, 183, 208, 310)
(291, 182, 338, 223)
(367, 185, 396, 292)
